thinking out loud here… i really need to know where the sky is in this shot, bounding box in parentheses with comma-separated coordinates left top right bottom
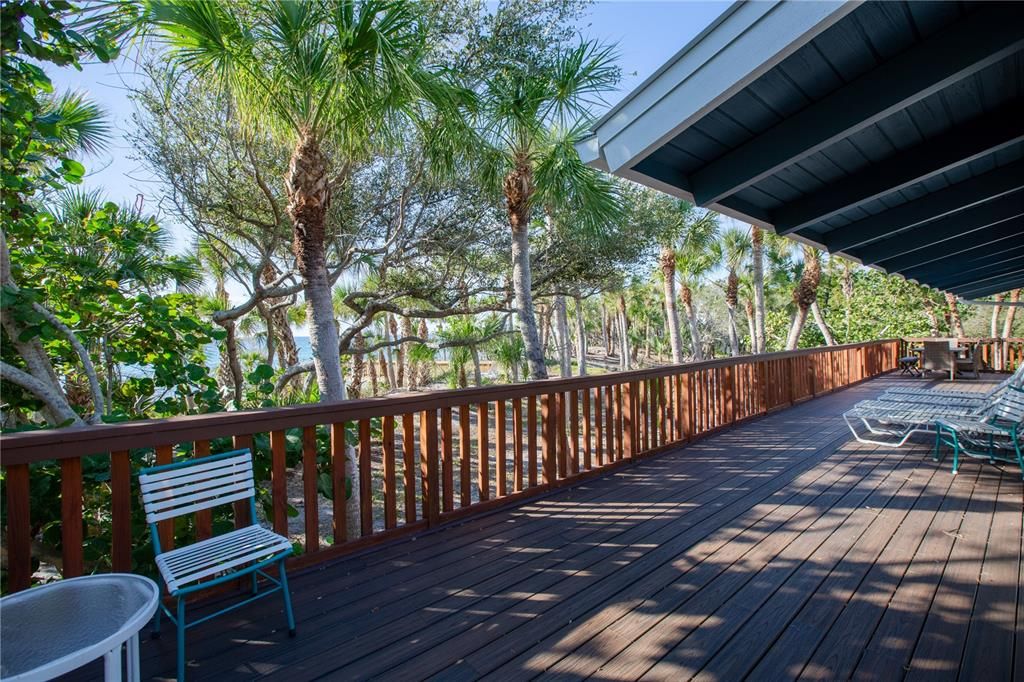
(47, 0, 736, 306)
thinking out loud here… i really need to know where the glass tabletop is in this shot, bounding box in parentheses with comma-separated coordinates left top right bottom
(1, 574, 159, 680)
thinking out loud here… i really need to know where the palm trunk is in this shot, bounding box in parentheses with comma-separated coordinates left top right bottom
(574, 295, 587, 376)
(554, 295, 571, 377)
(841, 260, 854, 343)
(751, 225, 766, 354)
(660, 247, 683, 363)
(505, 163, 546, 380)
(601, 306, 610, 357)
(349, 331, 365, 398)
(945, 292, 965, 338)
(470, 346, 482, 386)
(744, 300, 756, 353)
(680, 284, 704, 361)
(401, 316, 414, 388)
(923, 298, 941, 336)
(286, 133, 345, 402)
(811, 300, 835, 346)
(390, 316, 405, 388)
(725, 269, 740, 357)
(617, 295, 630, 371)
(417, 319, 432, 387)
(1002, 289, 1020, 341)
(786, 246, 821, 350)
(382, 321, 397, 389)
(368, 353, 378, 396)
(223, 320, 244, 404)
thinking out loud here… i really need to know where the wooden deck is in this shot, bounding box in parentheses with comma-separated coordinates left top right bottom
(79, 373, 1023, 681)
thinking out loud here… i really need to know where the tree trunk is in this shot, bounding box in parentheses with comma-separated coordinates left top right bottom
(811, 300, 835, 346)
(923, 298, 941, 336)
(381, 321, 397, 389)
(751, 225, 766, 354)
(470, 346, 482, 386)
(222, 320, 244, 404)
(617, 295, 630, 371)
(368, 351, 378, 396)
(505, 163, 546, 380)
(553, 295, 571, 377)
(725, 269, 740, 357)
(601, 305, 610, 357)
(786, 246, 821, 350)
(841, 259, 854, 342)
(349, 331, 365, 398)
(285, 133, 345, 402)
(417, 319, 432, 387)
(744, 299, 756, 353)
(945, 292, 965, 338)
(574, 295, 587, 376)
(390, 316, 405, 388)
(401, 316, 414, 388)
(660, 247, 684, 363)
(680, 284, 704, 361)
(1002, 289, 1020, 339)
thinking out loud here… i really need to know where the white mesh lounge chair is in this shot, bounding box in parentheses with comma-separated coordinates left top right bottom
(934, 386, 1024, 479)
(844, 395, 996, 447)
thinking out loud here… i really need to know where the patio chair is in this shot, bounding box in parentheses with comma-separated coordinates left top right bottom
(954, 346, 981, 379)
(920, 341, 955, 381)
(934, 386, 1024, 479)
(139, 449, 296, 682)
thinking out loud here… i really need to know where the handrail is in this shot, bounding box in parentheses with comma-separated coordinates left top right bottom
(0, 339, 900, 593)
(0, 339, 899, 464)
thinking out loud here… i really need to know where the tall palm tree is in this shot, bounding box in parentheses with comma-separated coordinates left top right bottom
(659, 245, 684, 363)
(719, 227, 751, 357)
(144, 0, 465, 402)
(675, 211, 720, 361)
(750, 225, 767, 354)
(478, 41, 620, 380)
(785, 245, 822, 350)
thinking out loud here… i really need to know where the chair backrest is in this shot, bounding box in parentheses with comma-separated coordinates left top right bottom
(989, 386, 1024, 425)
(921, 342, 954, 372)
(139, 449, 255, 528)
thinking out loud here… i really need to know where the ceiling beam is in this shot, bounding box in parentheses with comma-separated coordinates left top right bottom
(876, 222, 1024, 278)
(895, 238, 1024, 284)
(772, 103, 1024, 234)
(953, 272, 1024, 298)
(687, 2, 1024, 207)
(860, 193, 1024, 267)
(823, 159, 1024, 253)
(923, 252, 1024, 289)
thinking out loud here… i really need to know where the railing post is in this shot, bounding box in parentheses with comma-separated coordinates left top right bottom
(330, 423, 347, 544)
(419, 409, 439, 527)
(358, 419, 373, 537)
(5, 463, 31, 592)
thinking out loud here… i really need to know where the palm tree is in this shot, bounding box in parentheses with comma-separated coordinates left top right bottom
(477, 40, 620, 380)
(751, 225, 767, 354)
(675, 211, 720, 361)
(719, 227, 751, 357)
(659, 245, 684, 363)
(785, 245, 823, 350)
(145, 0, 465, 402)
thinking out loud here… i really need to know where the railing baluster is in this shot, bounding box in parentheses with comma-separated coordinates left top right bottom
(155, 445, 174, 549)
(570, 390, 580, 475)
(477, 402, 490, 502)
(583, 387, 593, 469)
(193, 441, 212, 541)
(232, 435, 253, 527)
(512, 398, 524, 492)
(459, 406, 471, 506)
(330, 422, 347, 544)
(496, 399, 507, 497)
(382, 416, 397, 530)
(555, 392, 567, 479)
(303, 426, 320, 551)
(270, 430, 288, 536)
(402, 413, 417, 522)
(527, 396, 538, 487)
(542, 393, 556, 485)
(111, 450, 133, 570)
(358, 419, 373, 537)
(441, 407, 454, 512)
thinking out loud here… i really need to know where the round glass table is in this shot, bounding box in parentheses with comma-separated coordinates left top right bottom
(1, 574, 159, 681)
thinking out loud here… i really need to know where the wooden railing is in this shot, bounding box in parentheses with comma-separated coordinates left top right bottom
(899, 337, 1024, 372)
(0, 339, 899, 593)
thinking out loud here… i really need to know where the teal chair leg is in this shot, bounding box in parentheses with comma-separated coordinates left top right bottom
(251, 572, 259, 595)
(279, 559, 296, 637)
(176, 597, 186, 682)
(951, 431, 960, 475)
(933, 427, 942, 462)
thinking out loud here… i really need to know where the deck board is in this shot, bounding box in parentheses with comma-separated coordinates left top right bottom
(65, 372, 1022, 681)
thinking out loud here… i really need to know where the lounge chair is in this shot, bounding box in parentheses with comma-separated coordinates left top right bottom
(934, 386, 1024, 479)
(844, 394, 998, 447)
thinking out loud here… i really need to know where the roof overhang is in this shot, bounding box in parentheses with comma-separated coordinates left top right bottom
(581, 0, 1024, 297)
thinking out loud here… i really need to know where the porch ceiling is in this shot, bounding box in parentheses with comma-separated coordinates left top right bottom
(580, 0, 1024, 297)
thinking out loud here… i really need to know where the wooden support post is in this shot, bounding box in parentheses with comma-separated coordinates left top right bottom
(382, 417, 397, 531)
(5, 464, 31, 592)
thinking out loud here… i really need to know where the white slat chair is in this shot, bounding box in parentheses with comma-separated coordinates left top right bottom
(139, 449, 295, 681)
